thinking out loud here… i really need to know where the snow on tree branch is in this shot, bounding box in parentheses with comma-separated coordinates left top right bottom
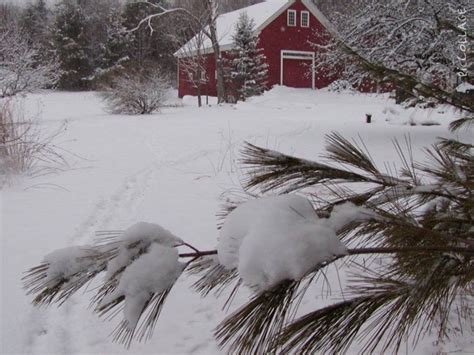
(0, 28, 60, 97)
(314, 0, 473, 106)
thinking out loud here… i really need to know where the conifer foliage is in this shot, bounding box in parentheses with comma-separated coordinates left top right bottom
(52, 1, 92, 90)
(229, 12, 268, 101)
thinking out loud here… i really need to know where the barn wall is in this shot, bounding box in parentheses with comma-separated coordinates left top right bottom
(178, 54, 218, 98)
(258, 0, 335, 89)
(177, 0, 338, 98)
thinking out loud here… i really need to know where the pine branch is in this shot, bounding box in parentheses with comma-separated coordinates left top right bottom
(101, 287, 174, 348)
(276, 256, 472, 354)
(215, 280, 300, 355)
(325, 132, 380, 177)
(437, 138, 474, 155)
(241, 142, 380, 193)
(275, 289, 400, 354)
(187, 256, 240, 297)
(348, 246, 474, 256)
(449, 116, 474, 132)
(23, 246, 117, 307)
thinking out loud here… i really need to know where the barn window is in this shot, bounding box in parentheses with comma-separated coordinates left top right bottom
(301, 11, 310, 27)
(287, 10, 296, 27)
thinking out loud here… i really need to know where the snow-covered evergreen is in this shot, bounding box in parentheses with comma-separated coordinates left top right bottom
(52, 1, 92, 90)
(91, 7, 132, 82)
(229, 12, 268, 101)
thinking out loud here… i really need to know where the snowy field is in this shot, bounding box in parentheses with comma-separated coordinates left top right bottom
(1, 87, 472, 354)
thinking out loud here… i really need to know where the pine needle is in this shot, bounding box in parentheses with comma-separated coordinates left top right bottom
(106, 288, 173, 348)
(215, 280, 299, 355)
(22, 247, 116, 307)
(187, 256, 240, 297)
(241, 142, 377, 193)
(449, 116, 473, 132)
(325, 132, 380, 176)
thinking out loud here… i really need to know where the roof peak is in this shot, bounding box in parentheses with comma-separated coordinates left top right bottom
(175, 0, 333, 58)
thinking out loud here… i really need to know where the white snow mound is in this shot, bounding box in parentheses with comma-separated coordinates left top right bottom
(218, 195, 369, 291)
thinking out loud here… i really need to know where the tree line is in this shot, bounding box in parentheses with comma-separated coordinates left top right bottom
(0, 0, 263, 94)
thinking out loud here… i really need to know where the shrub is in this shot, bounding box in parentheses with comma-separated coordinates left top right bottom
(0, 100, 66, 183)
(100, 69, 170, 115)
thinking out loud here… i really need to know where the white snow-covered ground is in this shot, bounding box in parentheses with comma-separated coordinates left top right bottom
(1, 86, 472, 354)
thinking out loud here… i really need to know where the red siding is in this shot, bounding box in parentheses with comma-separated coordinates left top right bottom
(178, 0, 335, 98)
(258, 0, 333, 89)
(178, 54, 218, 98)
(282, 58, 312, 88)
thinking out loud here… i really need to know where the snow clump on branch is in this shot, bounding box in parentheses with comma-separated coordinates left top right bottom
(101, 243, 185, 330)
(217, 194, 370, 292)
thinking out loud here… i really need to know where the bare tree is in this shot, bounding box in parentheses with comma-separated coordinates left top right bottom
(203, 0, 226, 103)
(177, 24, 209, 107)
(133, 0, 227, 103)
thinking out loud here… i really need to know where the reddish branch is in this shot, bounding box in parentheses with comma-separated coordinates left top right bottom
(178, 245, 474, 260)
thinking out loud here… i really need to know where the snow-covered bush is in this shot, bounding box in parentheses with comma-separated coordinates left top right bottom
(326, 79, 356, 93)
(0, 28, 60, 98)
(0, 100, 66, 183)
(100, 69, 170, 115)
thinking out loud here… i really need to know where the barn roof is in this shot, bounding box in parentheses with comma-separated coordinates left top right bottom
(174, 0, 334, 58)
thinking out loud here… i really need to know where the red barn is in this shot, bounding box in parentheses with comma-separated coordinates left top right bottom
(174, 0, 337, 98)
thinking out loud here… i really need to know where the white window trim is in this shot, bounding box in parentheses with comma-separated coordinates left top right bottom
(301, 11, 310, 28)
(280, 50, 316, 90)
(287, 9, 296, 27)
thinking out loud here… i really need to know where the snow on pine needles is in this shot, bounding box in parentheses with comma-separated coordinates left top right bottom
(24, 222, 187, 347)
(218, 194, 352, 292)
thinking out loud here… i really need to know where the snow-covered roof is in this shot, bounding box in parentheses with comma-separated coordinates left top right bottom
(174, 0, 333, 58)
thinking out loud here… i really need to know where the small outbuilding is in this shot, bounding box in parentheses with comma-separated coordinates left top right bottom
(174, 0, 337, 98)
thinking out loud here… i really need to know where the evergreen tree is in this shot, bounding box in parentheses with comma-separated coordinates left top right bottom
(52, 0, 92, 90)
(90, 6, 132, 85)
(103, 9, 131, 68)
(230, 12, 268, 101)
(19, 0, 50, 50)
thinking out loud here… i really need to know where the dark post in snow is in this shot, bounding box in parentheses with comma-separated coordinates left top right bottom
(366, 114, 372, 123)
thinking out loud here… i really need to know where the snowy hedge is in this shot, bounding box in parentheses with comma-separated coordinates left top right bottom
(100, 69, 170, 115)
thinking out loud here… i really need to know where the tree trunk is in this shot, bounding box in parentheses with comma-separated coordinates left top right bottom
(205, 0, 226, 103)
(197, 83, 202, 107)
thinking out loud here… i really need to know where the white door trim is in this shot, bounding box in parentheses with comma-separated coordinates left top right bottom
(280, 50, 315, 90)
